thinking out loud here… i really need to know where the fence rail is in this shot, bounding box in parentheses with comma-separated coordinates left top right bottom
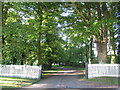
(87, 64, 120, 79)
(0, 65, 42, 79)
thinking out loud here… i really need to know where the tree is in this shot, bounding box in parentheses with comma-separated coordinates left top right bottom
(64, 2, 117, 64)
(116, 2, 120, 63)
(2, 2, 66, 69)
(2, 2, 119, 69)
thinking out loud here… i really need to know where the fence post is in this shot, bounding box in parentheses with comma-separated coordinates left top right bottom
(10, 64, 13, 77)
(85, 62, 88, 79)
(23, 64, 26, 78)
(10, 65, 12, 76)
(38, 65, 42, 79)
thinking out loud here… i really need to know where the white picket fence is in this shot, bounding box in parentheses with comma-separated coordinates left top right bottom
(87, 64, 120, 79)
(0, 65, 42, 79)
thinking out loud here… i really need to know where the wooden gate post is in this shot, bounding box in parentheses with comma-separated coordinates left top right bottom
(85, 62, 88, 79)
(38, 65, 42, 79)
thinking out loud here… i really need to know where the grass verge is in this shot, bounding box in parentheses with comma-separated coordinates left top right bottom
(88, 77, 119, 86)
(0, 77, 40, 88)
(0, 69, 62, 88)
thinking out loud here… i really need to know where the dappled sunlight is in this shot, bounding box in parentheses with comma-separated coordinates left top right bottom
(79, 78, 85, 81)
(0, 81, 13, 83)
(0, 77, 30, 81)
(2, 1, 120, 89)
(25, 83, 48, 88)
(44, 70, 84, 76)
(0, 77, 40, 88)
(43, 71, 59, 73)
(1, 84, 18, 87)
(58, 70, 76, 72)
(23, 68, 119, 88)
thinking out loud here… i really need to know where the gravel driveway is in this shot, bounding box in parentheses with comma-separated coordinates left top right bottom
(22, 69, 118, 89)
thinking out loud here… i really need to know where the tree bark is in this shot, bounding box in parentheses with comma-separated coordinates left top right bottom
(85, 44, 89, 63)
(96, 25, 108, 64)
(95, 3, 108, 64)
(97, 41, 107, 64)
(110, 31, 116, 64)
(88, 37, 93, 64)
(37, 3, 43, 66)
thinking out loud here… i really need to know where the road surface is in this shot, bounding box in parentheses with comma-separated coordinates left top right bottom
(22, 69, 118, 89)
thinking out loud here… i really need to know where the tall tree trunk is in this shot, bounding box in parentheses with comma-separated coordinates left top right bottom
(21, 53, 25, 65)
(110, 31, 116, 64)
(108, 3, 116, 64)
(117, 44, 120, 64)
(96, 25, 108, 64)
(95, 3, 108, 64)
(37, 33, 41, 66)
(80, 49, 83, 62)
(87, 6, 93, 64)
(45, 32, 53, 69)
(85, 44, 89, 62)
(116, 2, 120, 63)
(0, 2, 2, 64)
(37, 3, 42, 66)
(69, 45, 71, 65)
(12, 56, 17, 65)
(88, 37, 93, 64)
(97, 40, 107, 64)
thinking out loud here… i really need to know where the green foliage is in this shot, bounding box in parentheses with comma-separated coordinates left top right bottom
(88, 77, 118, 85)
(2, 2, 119, 69)
(0, 77, 40, 88)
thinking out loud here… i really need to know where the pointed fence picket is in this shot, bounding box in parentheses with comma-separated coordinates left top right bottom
(86, 64, 120, 79)
(0, 65, 42, 79)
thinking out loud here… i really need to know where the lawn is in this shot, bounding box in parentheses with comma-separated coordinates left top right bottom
(0, 69, 62, 88)
(88, 77, 119, 86)
(0, 67, 85, 88)
(0, 77, 40, 88)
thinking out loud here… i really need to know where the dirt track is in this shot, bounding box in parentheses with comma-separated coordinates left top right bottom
(22, 69, 118, 89)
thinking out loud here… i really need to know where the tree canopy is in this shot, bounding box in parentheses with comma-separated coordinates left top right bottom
(2, 2, 120, 69)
